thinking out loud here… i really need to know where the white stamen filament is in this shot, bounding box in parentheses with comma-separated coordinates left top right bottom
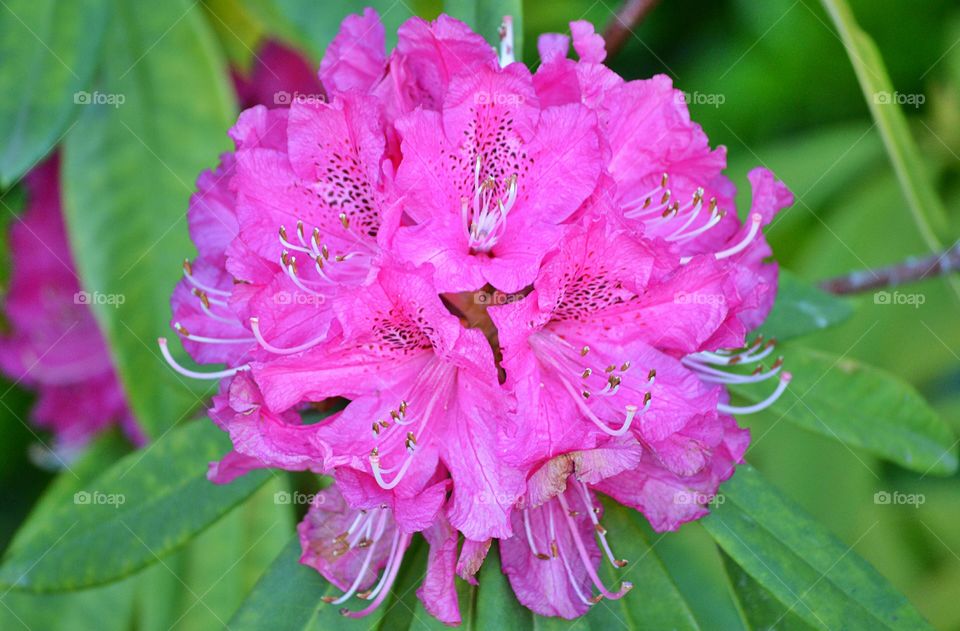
(577, 480, 625, 568)
(331, 510, 390, 605)
(174, 323, 253, 345)
(463, 156, 518, 253)
(341, 532, 411, 618)
(683, 357, 783, 385)
(183, 262, 230, 297)
(368, 364, 449, 490)
(523, 508, 548, 559)
(557, 493, 633, 601)
(548, 507, 594, 606)
(158, 338, 249, 379)
(714, 213, 762, 260)
(690, 341, 774, 366)
(717, 372, 792, 415)
(671, 206, 724, 243)
(197, 298, 236, 324)
(370, 451, 416, 490)
(249, 317, 328, 355)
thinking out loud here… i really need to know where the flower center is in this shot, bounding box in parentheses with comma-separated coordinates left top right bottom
(462, 156, 518, 254)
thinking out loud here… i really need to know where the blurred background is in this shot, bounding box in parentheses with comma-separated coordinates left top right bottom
(1, 0, 958, 628)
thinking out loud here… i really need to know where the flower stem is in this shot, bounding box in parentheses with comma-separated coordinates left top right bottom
(603, 0, 662, 58)
(819, 241, 960, 295)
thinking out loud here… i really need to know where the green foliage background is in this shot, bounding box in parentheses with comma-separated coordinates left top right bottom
(1, 0, 959, 628)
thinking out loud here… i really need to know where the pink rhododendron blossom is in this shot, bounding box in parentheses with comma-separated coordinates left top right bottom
(0, 157, 140, 454)
(164, 9, 794, 623)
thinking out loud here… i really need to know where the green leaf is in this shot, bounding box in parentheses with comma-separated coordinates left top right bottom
(0, 421, 269, 592)
(238, 0, 414, 60)
(820, 0, 960, 300)
(62, 0, 236, 439)
(5, 431, 129, 551)
(0, 582, 135, 631)
(757, 271, 853, 342)
(228, 536, 390, 631)
(443, 0, 523, 60)
(0, 0, 108, 185)
(728, 344, 958, 475)
(720, 549, 816, 631)
(0, 432, 136, 631)
(703, 466, 932, 630)
(138, 477, 293, 631)
(443, 0, 523, 61)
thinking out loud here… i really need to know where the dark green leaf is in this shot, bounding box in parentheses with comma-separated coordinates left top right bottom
(728, 344, 958, 475)
(720, 549, 816, 631)
(757, 271, 853, 342)
(0, 0, 108, 185)
(0, 421, 269, 592)
(62, 0, 236, 438)
(703, 466, 932, 630)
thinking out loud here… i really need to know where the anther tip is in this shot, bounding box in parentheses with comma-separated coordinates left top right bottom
(249, 316, 259, 324)
(782, 371, 793, 383)
(157, 337, 168, 346)
(750, 212, 763, 223)
(320, 596, 335, 604)
(338, 608, 351, 616)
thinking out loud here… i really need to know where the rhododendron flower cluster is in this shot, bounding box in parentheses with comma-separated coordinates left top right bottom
(0, 157, 139, 456)
(0, 41, 321, 463)
(163, 9, 793, 623)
